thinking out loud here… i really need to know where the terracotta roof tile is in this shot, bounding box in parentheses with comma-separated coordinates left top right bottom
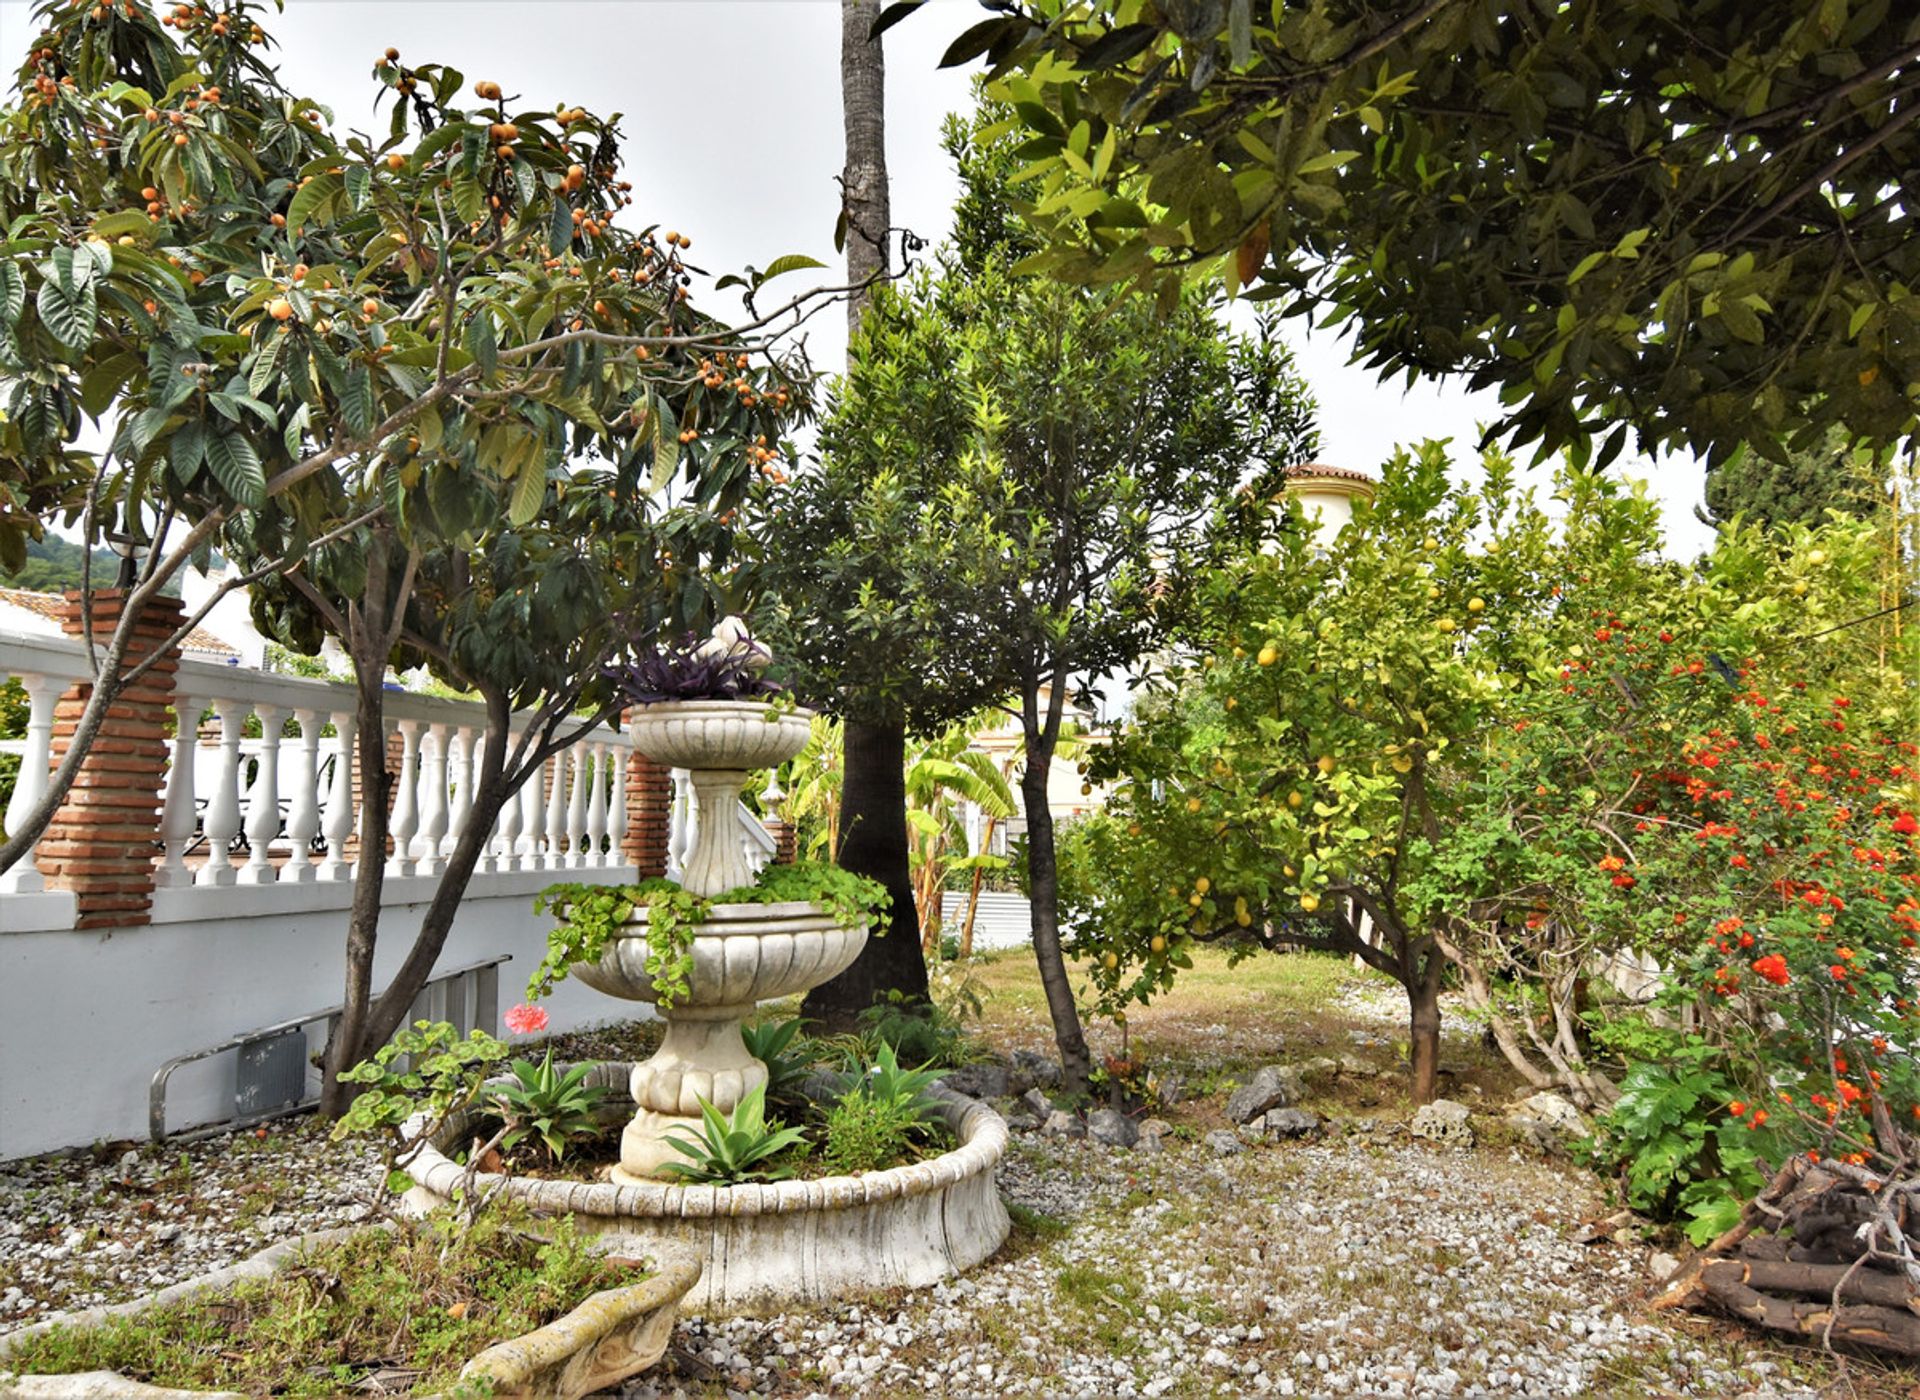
(0, 587, 238, 657)
(1282, 462, 1376, 486)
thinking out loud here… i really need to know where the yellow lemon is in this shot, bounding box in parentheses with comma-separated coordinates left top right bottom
(1392, 755, 1414, 773)
(1101, 951, 1119, 970)
(1150, 935, 1167, 954)
(1194, 876, 1211, 894)
(1287, 790, 1304, 808)
(1257, 646, 1278, 666)
(1317, 755, 1336, 775)
(1435, 617, 1456, 633)
(1188, 893, 1204, 908)
(1467, 597, 1485, 613)
(1427, 585, 1441, 600)
(1807, 549, 1828, 565)
(1300, 892, 1321, 912)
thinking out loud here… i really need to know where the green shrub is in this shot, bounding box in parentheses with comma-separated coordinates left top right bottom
(822, 1090, 931, 1175)
(820, 1041, 948, 1174)
(853, 989, 971, 1068)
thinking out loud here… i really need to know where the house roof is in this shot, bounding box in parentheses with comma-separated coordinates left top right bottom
(0, 588, 239, 658)
(1282, 462, 1377, 486)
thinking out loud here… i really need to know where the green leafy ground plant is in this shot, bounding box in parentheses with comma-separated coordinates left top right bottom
(0, 1210, 632, 1398)
(488, 1052, 613, 1165)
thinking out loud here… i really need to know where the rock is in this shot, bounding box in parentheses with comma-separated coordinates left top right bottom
(1010, 1049, 1063, 1089)
(1154, 1071, 1187, 1106)
(1016, 1087, 1053, 1126)
(1204, 1129, 1245, 1157)
(1647, 1251, 1681, 1283)
(1041, 1110, 1085, 1140)
(1336, 1053, 1381, 1078)
(1225, 1066, 1303, 1124)
(1260, 1109, 1321, 1140)
(1508, 1091, 1587, 1135)
(1409, 1098, 1475, 1147)
(1138, 1117, 1171, 1143)
(941, 1064, 1011, 1100)
(1087, 1108, 1139, 1149)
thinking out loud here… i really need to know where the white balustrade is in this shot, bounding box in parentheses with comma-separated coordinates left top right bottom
(2, 626, 729, 931)
(0, 674, 59, 895)
(317, 711, 356, 882)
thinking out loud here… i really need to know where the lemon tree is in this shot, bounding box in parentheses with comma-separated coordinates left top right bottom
(1065, 447, 1664, 1102)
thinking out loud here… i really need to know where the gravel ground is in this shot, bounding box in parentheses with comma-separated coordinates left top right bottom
(620, 1129, 1835, 1400)
(0, 996, 1890, 1397)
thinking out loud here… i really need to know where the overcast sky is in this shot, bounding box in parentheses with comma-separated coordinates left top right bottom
(0, 0, 1713, 554)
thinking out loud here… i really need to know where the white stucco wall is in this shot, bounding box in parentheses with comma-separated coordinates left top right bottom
(0, 872, 648, 1159)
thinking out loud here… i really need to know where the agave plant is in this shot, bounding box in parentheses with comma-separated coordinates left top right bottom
(659, 1086, 809, 1184)
(740, 1016, 817, 1107)
(487, 1052, 612, 1164)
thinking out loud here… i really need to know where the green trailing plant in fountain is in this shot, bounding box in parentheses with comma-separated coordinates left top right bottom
(487, 1052, 614, 1166)
(658, 1087, 809, 1185)
(531, 860, 889, 1010)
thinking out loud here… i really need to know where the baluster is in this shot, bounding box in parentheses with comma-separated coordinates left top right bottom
(491, 739, 522, 874)
(317, 711, 357, 881)
(445, 725, 474, 860)
(195, 699, 246, 887)
(512, 751, 540, 872)
(666, 768, 688, 880)
(563, 744, 591, 868)
(608, 742, 629, 870)
(387, 720, 420, 878)
(238, 704, 283, 885)
(281, 708, 323, 883)
(542, 751, 567, 869)
(414, 724, 449, 876)
(0, 675, 59, 894)
(585, 741, 610, 868)
(151, 692, 200, 890)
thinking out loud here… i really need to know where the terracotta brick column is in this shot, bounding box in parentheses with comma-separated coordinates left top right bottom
(39, 591, 182, 929)
(621, 725, 671, 878)
(763, 815, 797, 865)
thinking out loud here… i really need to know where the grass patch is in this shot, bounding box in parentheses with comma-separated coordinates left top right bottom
(0, 1210, 640, 1397)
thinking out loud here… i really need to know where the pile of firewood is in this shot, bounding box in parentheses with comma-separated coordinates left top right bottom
(1654, 1151, 1920, 1356)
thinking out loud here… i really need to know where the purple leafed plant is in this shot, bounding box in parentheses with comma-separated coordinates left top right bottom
(606, 631, 782, 705)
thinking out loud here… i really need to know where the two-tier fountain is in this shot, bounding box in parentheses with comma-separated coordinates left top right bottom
(401, 621, 1010, 1310)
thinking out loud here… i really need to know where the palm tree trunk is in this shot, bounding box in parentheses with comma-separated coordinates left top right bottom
(841, 0, 890, 328)
(802, 719, 928, 1028)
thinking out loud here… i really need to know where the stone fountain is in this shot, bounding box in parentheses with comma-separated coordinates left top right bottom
(401, 625, 1010, 1309)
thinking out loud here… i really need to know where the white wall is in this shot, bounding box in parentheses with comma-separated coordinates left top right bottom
(0, 871, 650, 1158)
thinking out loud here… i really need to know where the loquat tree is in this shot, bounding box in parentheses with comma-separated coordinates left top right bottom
(0, 0, 840, 1103)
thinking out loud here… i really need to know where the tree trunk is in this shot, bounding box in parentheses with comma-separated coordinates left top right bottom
(1407, 952, 1444, 1106)
(802, 719, 928, 1029)
(1021, 720, 1092, 1096)
(840, 0, 890, 330)
(319, 646, 394, 1115)
(360, 702, 513, 1051)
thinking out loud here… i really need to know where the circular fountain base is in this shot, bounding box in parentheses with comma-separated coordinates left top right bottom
(401, 1064, 1011, 1312)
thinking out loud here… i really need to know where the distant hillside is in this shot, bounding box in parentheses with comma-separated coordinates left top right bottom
(2, 535, 180, 596)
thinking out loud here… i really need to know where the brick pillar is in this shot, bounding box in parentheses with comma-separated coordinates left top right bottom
(763, 816, 797, 865)
(39, 591, 182, 929)
(621, 726, 671, 878)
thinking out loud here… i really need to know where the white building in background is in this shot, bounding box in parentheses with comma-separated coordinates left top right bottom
(1280, 461, 1378, 543)
(0, 587, 240, 665)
